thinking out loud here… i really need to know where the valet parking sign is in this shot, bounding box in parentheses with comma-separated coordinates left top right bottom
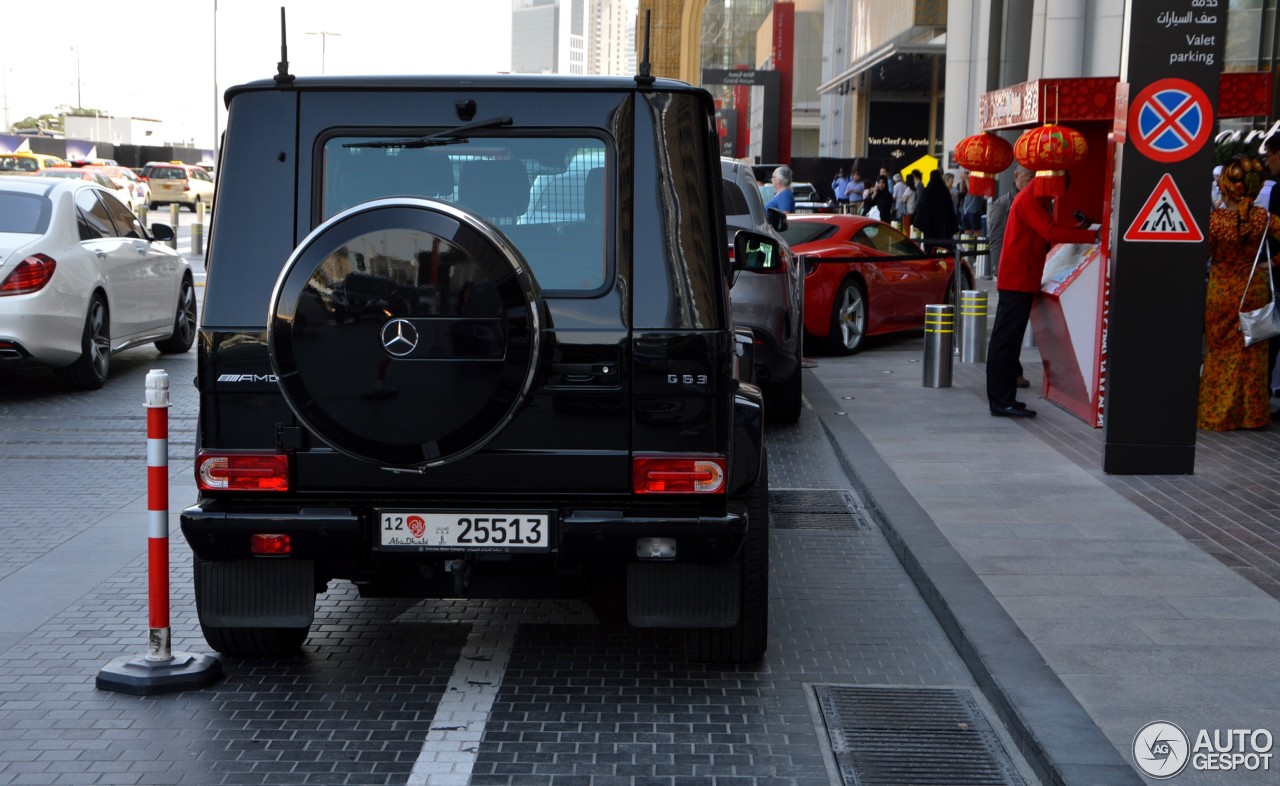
(1102, 0, 1228, 474)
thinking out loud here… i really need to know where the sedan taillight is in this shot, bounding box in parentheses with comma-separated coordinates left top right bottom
(197, 451, 290, 492)
(0, 254, 57, 295)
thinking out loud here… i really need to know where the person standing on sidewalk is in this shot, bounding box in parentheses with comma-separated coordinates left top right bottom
(832, 169, 849, 211)
(846, 171, 866, 212)
(898, 170, 922, 236)
(986, 181, 1097, 418)
(1263, 134, 1280, 393)
(986, 165, 1035, 389)
(1198, 157, 1278, 431)
(959, 172, 986, 235)
(987, 166, 1033, 278)
(912, 171, 959, 253)
(866, 174, 894, 222)
(765, 166, 796, 213)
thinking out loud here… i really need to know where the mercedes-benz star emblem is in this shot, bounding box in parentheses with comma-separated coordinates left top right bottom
(381, 319, 419, 357)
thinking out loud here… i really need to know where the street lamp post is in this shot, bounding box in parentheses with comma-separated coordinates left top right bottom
(306, 31, 342, 74)
(72, 46, 81, 109)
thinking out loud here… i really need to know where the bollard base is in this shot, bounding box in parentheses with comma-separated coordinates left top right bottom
(96, 650, 223, 695)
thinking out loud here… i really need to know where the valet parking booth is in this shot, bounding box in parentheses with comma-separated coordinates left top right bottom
(976, 72, 1273, 429)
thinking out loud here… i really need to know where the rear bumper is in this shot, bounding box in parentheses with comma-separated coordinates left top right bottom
(180, 498, 748, 569)
(743, 325, 800, 385)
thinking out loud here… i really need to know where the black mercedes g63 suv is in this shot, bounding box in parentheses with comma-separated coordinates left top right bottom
(180, 71, 784, 663)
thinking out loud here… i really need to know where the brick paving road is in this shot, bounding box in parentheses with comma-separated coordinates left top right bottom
(0, 345, 1033, 785)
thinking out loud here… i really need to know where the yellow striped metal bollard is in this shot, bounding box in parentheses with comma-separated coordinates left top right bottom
(959, 290, 988, 364)
(923, 304, 954, 388)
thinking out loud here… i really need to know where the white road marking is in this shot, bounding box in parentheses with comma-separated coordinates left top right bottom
(407, 600, 594, 786)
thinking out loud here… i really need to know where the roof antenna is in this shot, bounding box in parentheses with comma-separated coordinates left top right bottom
(274, 6, 295, 86)
(634, 10, 655, 90)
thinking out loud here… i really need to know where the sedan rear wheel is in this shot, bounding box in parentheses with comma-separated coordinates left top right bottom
(56, 293, 110, 390)
(155, 276, 197, 354)
(824, 279, 866, 355)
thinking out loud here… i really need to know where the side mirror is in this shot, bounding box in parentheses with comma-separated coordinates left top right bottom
(151, 223, 176, 242)
(766, 208, 787, 232)
(733, 230, 785, 274)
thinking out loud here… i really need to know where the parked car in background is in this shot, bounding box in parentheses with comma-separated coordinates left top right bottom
(68, 157, 119, 167)
(781, 213, 973, 355)
(33, 168, 138, 210)
(141, 161, 215, 211)
(83, 165, 151, 210)
(0, 176, 196, 389)
(721, 157, 803, 422)
(0, 152, 72, 174)
(792, 182, 837, 214)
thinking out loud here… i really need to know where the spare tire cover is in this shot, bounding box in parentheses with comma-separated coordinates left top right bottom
(268, 198, 541, 467)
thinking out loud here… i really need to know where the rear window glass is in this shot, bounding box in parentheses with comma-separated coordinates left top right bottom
(854, 224, 920, 256)
(779, 222, 837, 246)
(322, 134, 610, 293)
(150, 167, 186, 179)
(721, 179, 751, 219)
(0, 192, 50, 233)
(0, 156, 39, 173)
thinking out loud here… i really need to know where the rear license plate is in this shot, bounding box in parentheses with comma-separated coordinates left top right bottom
(377, 511, 551, 552)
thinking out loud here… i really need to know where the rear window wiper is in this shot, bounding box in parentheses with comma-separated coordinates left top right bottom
(344, 115, 514, 149)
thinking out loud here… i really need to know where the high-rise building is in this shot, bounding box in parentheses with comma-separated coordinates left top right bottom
(512, 0, 637, 76)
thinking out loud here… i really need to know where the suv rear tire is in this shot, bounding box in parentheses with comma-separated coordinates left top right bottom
(686, 447, 769, 662)
(766, 368, 803, 423)
(193, 556, 310, 658)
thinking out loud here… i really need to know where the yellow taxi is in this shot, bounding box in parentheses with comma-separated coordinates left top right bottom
(0, 152, 72, 174)
(141, 161, 215, 211)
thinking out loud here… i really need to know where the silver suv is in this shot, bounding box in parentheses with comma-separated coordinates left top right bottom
(722, 158, 803, 422)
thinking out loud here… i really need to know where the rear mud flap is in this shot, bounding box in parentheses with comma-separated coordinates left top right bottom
(196, 559, 316, 628)
(626, 562, 741, 628)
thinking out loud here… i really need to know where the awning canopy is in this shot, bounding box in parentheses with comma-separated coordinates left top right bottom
(818, 29, 946, 97)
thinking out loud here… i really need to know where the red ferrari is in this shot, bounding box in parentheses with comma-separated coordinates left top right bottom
(780, 214, 975, 354)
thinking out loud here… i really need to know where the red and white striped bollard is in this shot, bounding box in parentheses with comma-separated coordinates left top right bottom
(97, 369, 223, 694)
(146, 369, 172, 661)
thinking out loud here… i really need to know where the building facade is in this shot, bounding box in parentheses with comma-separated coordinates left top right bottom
(817, 0, 1280, 180)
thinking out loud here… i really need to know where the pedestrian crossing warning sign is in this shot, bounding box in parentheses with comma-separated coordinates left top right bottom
(1123, 173, 1203, 242)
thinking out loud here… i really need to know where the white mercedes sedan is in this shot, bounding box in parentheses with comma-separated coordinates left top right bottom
(0, 176, 195, 390)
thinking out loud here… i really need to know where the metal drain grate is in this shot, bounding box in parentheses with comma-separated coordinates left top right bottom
(814, 685, 1027, 786)
(770, 489, 867, 529)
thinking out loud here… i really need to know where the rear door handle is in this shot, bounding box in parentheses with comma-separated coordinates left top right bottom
(552, 362, 613, 379)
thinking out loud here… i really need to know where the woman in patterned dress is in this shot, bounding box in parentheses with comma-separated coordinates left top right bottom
(1198, 157, 1280, 431)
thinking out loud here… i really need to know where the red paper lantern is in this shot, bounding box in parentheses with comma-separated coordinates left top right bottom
(954, 133, 1014, 197)
(1013, 124, 1088, 197)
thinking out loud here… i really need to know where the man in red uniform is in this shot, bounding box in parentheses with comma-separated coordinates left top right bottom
(986, 184, 1098, 417)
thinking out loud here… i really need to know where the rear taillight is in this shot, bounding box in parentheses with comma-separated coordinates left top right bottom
(182, 179, 191, 192)
(250, 534, 292, 555)
(197, 451, 290, 491)
(0, 254, 56, 295)
(632, 455, 726, 494)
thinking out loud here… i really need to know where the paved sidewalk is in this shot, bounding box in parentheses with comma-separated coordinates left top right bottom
(805, 343, 1280, 785)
